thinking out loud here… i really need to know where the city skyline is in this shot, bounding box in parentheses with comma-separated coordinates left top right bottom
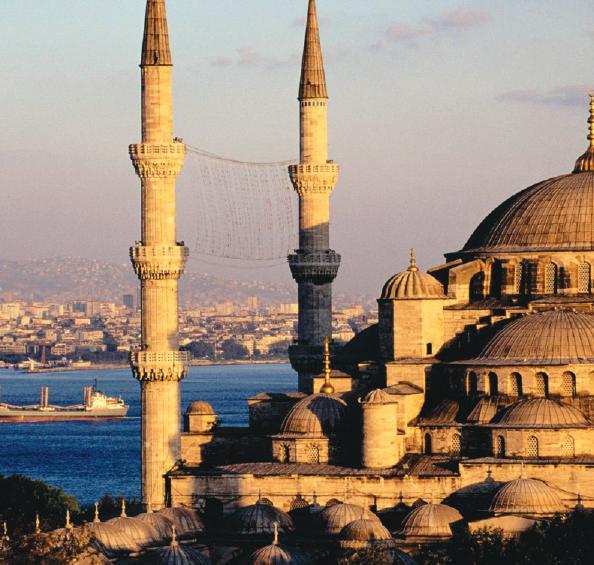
(2, 0, 594, 296)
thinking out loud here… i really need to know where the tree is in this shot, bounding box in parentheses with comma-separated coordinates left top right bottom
(220, 339, 249, 359)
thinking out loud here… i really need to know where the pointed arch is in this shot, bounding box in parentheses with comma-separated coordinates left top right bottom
(535, 372, 549, 398)
(509, 372, 523, 397)
(488, 372, 499, 396)
(496, 435, 505, 458)
(467, 371, 478, 397)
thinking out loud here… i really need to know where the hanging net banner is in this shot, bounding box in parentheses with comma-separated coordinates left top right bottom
(182, 145, 299, 265)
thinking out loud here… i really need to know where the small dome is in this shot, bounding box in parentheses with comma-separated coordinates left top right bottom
(158, 507, 204, 540)
(280, 394, 348, 436)
(246, 544, 313, 565)
(466, 398, 499, 424)
(135, 511, 174, 544)
(490, 398, 588, 428)
(380, 257, 445, 300)
(106, 515, 161, 548)
(339, 519, 394, 550)
(227, 502, 295, 536)
(476, 310, 594, 364)
(87, 521, 142, 557)
(154, 541, 211, 565)
(186, 401, 216, 415)
(489, 478, 566, 515)
(361, 389, 396, 404)
(320, 503, 380, 535)
(398, 504, 463, 539)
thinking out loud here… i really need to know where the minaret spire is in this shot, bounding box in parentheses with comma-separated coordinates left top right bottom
(142, 0, 172, 66)
(299, 0, 328, 100)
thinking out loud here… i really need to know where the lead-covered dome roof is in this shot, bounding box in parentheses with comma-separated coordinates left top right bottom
(246, 544, 312, 565)
(280, 393, 348, 436)
(227, 502, 295, 536)
(476, 309, 594, 364)
(339, 519, 394, 549)
(489, 398, 587, 428)
(489, 478, 566, 515)
(381, 253, 445, 300)
(398, 504, 463, 539)
(320, 503, 380, 535)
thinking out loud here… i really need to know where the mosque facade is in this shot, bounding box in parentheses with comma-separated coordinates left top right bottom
(125, 0, 594, 561)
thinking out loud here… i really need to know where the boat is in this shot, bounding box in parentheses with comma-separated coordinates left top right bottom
(0, 382, 129, 422)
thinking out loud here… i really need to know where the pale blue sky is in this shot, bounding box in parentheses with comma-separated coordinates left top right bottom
(1, 1, 594, 296)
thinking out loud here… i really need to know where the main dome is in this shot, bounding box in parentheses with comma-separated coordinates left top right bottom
(462, 171, 594, 253)
(476, 309, 594, 364)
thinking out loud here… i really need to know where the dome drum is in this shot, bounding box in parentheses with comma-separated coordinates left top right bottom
(489, 428, 590, 459)
(271, 436, 331, 465)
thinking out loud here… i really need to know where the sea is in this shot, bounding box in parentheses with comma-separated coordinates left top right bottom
(0, 364, 296, 506)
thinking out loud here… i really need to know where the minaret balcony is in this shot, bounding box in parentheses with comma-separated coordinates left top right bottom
(129, 142, 186, 178)
(289, 163, 340, 196)
(288, 250, 341, 284)
(130, 350, 191, 382)
(131, 243, 189, 280)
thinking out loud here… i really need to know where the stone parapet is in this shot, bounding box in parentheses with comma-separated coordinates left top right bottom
(130, 350, 191, 382)
(289, 163, 339, 196)
(288, 250, 341, 284)
(129, 142, 185, 178)
(130, 243, 189, 280)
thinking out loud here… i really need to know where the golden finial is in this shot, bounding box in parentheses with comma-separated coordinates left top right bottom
(120, 499, 127, 518)
(93, 502, 100, 523)
(273, 521, 279, 546)
(35, 513, 40, 534)
(320, 336, 335, 394)
(2, 521, 8, 541)
(408, 248, 418, 272)
(573, 93, 594, 172)
(65, 509, 72, 530)
(171, 525, 178, 547)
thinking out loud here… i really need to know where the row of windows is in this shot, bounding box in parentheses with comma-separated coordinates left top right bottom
(301, 101, 327, 107)
(466, 371, 577, 398)
(515, 261, 591, 295)
(278, 443, 320, 464)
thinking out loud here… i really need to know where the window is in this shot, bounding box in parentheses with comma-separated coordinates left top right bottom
(424, 433, 433, 455)
(578, 262, 591, 293)
(451, 434, 461, 456)
(527, 436, 539, 458)
(278, 444, 290, 463)
(561, 372, 577, 398)
(426, 343, 433, 355)
(470, 272, 486, 301)
(488, 372, 499, 396)
(306, 444, 320, 464)
(535, 373, 549, 398)
(561, 436, 575, 457)
(545, 263, 558, 294)
(467, 372, 478, 397)
(496, 435, 506, 458)
(509, 373, 523, 397)
(514, 263, 524, 294)
(490, 261, 502, 298)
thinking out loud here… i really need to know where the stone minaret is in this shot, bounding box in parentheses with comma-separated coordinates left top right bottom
(129, 0, 190, 510)
(289, 0, 341, 393)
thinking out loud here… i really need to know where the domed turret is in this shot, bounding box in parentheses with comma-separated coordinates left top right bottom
(338, 518, 394, 549)
(184, 401, 217, 433)
(398, 504, 463, 540)
(360, 389, 399, 469)
(226, 502, 295, 536)
(381, 250, 445, 300)
(489, 478, 566, 516)
(319, 503, 380, 535)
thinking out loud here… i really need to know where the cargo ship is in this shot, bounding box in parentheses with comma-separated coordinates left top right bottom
(0, 382, 128, 422)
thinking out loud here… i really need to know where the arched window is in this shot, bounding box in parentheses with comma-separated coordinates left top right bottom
(578, 262, 591, 293)
(496, 435, 506, 458)
(527, 436, 539, 458)
(467, 372, 478, 397)
(488, 372, 499, 396)
(561, 436, 575, 457)
(514, 263, 524, 294)
(545, 263, 558, 294)
(470, 272, 486, 301)
(561, 372, 577, 398)
(451, 434, 461, 456)
(278, 444, 290, 463)
(509, 372, 523, 397)
(490, 261, 502, 298)
(306, 444, 320, 464)
(535, 372, 549, 398)
(424, 433, 433, 455)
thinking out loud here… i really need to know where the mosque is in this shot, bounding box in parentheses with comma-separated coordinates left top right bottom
(88, 0, 594, 562)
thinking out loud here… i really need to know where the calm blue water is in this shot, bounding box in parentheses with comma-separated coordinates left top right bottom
(0, 364, 296, 505)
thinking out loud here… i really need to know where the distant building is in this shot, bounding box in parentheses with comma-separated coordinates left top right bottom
(279, 303, 298, 315)
(123, 294, 134, 309)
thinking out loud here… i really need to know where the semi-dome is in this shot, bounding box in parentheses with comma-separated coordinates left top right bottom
(158, 507, 204, 540)
(398, 504, 463, 539)
(476, 310, 594, 364)
(461, 171, 594, 254)
(186, 401, 216, 415)
(280, 393, 348, 436)
(245, 544, 312, 565)
(106, 515, 161, 548)
(490, 398, 588, 428)
(489, 478, 566, 515)
(339, 519, 394, 549)
(227, 502, 295, 536)
(381, 252, 445, 300)
(466, 397, 499, 424)
(320, 503, 380, 535)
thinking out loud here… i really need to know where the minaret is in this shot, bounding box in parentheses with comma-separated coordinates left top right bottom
(129, 0, 189, 510)
(289, 0, 340, 393)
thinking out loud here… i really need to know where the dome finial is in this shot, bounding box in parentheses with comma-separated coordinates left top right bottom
(408, 248, 418, 272)
(93, 502, 100, 523)
(170, 525, 178, 547)
(320, 336, 335, 394)
(273, 521, 279, 545)
(573, 93, 594, 172)
(120, 498, 127, 518)
(65, 509, 72, 530)
(35, 513, 40, 534)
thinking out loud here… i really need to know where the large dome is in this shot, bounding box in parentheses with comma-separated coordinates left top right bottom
(476, 309, 594, 364)
(280, 393, 348, 436)
(462, 171, 594, 253)
(490, 398, 588, 428)
(489, 478, 566, 515)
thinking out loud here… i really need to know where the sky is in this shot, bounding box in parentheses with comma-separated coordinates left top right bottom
(1, 0, 594, 297)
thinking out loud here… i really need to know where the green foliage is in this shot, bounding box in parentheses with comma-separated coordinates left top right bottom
(337, 545, 394, 565)
(80, 494, 143, 523)
(0, 474, 79, 536)
(220, 338, 249, 359)
(186, 340, 216, 359)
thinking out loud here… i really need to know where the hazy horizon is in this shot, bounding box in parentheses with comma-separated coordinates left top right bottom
(2, 0, 594, 295)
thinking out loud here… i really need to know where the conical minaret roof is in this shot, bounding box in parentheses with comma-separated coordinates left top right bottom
(299, 0, 328, 100)
(141, 0, 172, 66)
